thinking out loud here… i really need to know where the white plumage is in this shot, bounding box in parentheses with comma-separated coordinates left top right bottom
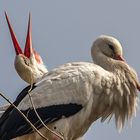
(5, 12, 48, 84)
(0, 35, 139, 140)
(0, 13, 48, 117)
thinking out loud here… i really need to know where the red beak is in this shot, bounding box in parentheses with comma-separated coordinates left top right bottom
(5, 12, 33, 59)
(5, 12, 43, 64)
(115, 55, 125, 61)
(24, 13, 33, 58)
(5, 12, 23, 55)
(24, 14, 43, 64)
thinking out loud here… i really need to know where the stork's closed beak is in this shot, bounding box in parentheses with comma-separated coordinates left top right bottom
(5, 12, 33, 58)
(5, 12, 23, 55)
(115, 55, 125, 61)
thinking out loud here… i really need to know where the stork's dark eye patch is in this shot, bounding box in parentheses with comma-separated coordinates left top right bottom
(108, 44, 114, 51)
(23, 58, 30, 66)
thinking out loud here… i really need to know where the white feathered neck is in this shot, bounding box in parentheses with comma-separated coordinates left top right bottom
(91, 35, 139, 130)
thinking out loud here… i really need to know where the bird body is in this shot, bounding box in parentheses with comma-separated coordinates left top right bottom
(0, 35, 139, 140)
(0, 62, 110, 140)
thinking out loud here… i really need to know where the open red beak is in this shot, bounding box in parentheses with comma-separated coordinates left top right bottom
(5, 12, 33, 58)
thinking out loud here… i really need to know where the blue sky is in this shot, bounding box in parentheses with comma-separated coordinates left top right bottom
(0, 1, 140, 139)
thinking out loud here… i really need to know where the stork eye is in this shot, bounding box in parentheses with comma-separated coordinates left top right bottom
(24, 59, 29, 66)
(108, 44, 114, 51)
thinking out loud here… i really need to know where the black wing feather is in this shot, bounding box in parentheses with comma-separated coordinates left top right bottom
(0, 83, 82, 140)
(0, 84, 36, 126)
(0, 103, 82, 140)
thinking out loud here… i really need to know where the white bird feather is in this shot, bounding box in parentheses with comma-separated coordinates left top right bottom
(0, 35, 139, 140)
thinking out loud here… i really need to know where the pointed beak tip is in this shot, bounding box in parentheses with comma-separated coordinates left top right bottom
(115, 55, 125, 61)
(24, 13, 33, 58)
(5, 13, 23, 55)
(4, 11, 7, 16)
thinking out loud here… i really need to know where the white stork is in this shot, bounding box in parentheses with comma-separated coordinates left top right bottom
(5, 12, 48, 84)
(0, 35, 139, 140)
(0, 13, 49, 117)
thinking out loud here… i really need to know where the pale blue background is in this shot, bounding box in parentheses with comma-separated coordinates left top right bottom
(0, 1, 140, 139)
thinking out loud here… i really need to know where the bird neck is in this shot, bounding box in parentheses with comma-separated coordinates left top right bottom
(93, 52, 115, 71)
(28, 54, 48, 81)
(93, 52, 125, 73)
(91, 60, 139, 130)
(32, 63, 48, 82)
(29, 54, 48, 81)
(92, 49, 140, 91)
(15, 55, 48, 84)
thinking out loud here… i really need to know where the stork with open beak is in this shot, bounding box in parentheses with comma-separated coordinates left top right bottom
(5, 12, 48, 84)
(0, 35, 140, 140)
(0, 13, 49, 117)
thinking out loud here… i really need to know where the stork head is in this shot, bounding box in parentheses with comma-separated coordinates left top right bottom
(5, 12, 48, 84)
(91, 35, 140, 91)
(91, 35, 125, 63)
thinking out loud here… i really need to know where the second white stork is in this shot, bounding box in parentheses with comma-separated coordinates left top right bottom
(0, 13, 49, 117)
(0, 35, 139, 140)
(5, 12, 48, 84)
